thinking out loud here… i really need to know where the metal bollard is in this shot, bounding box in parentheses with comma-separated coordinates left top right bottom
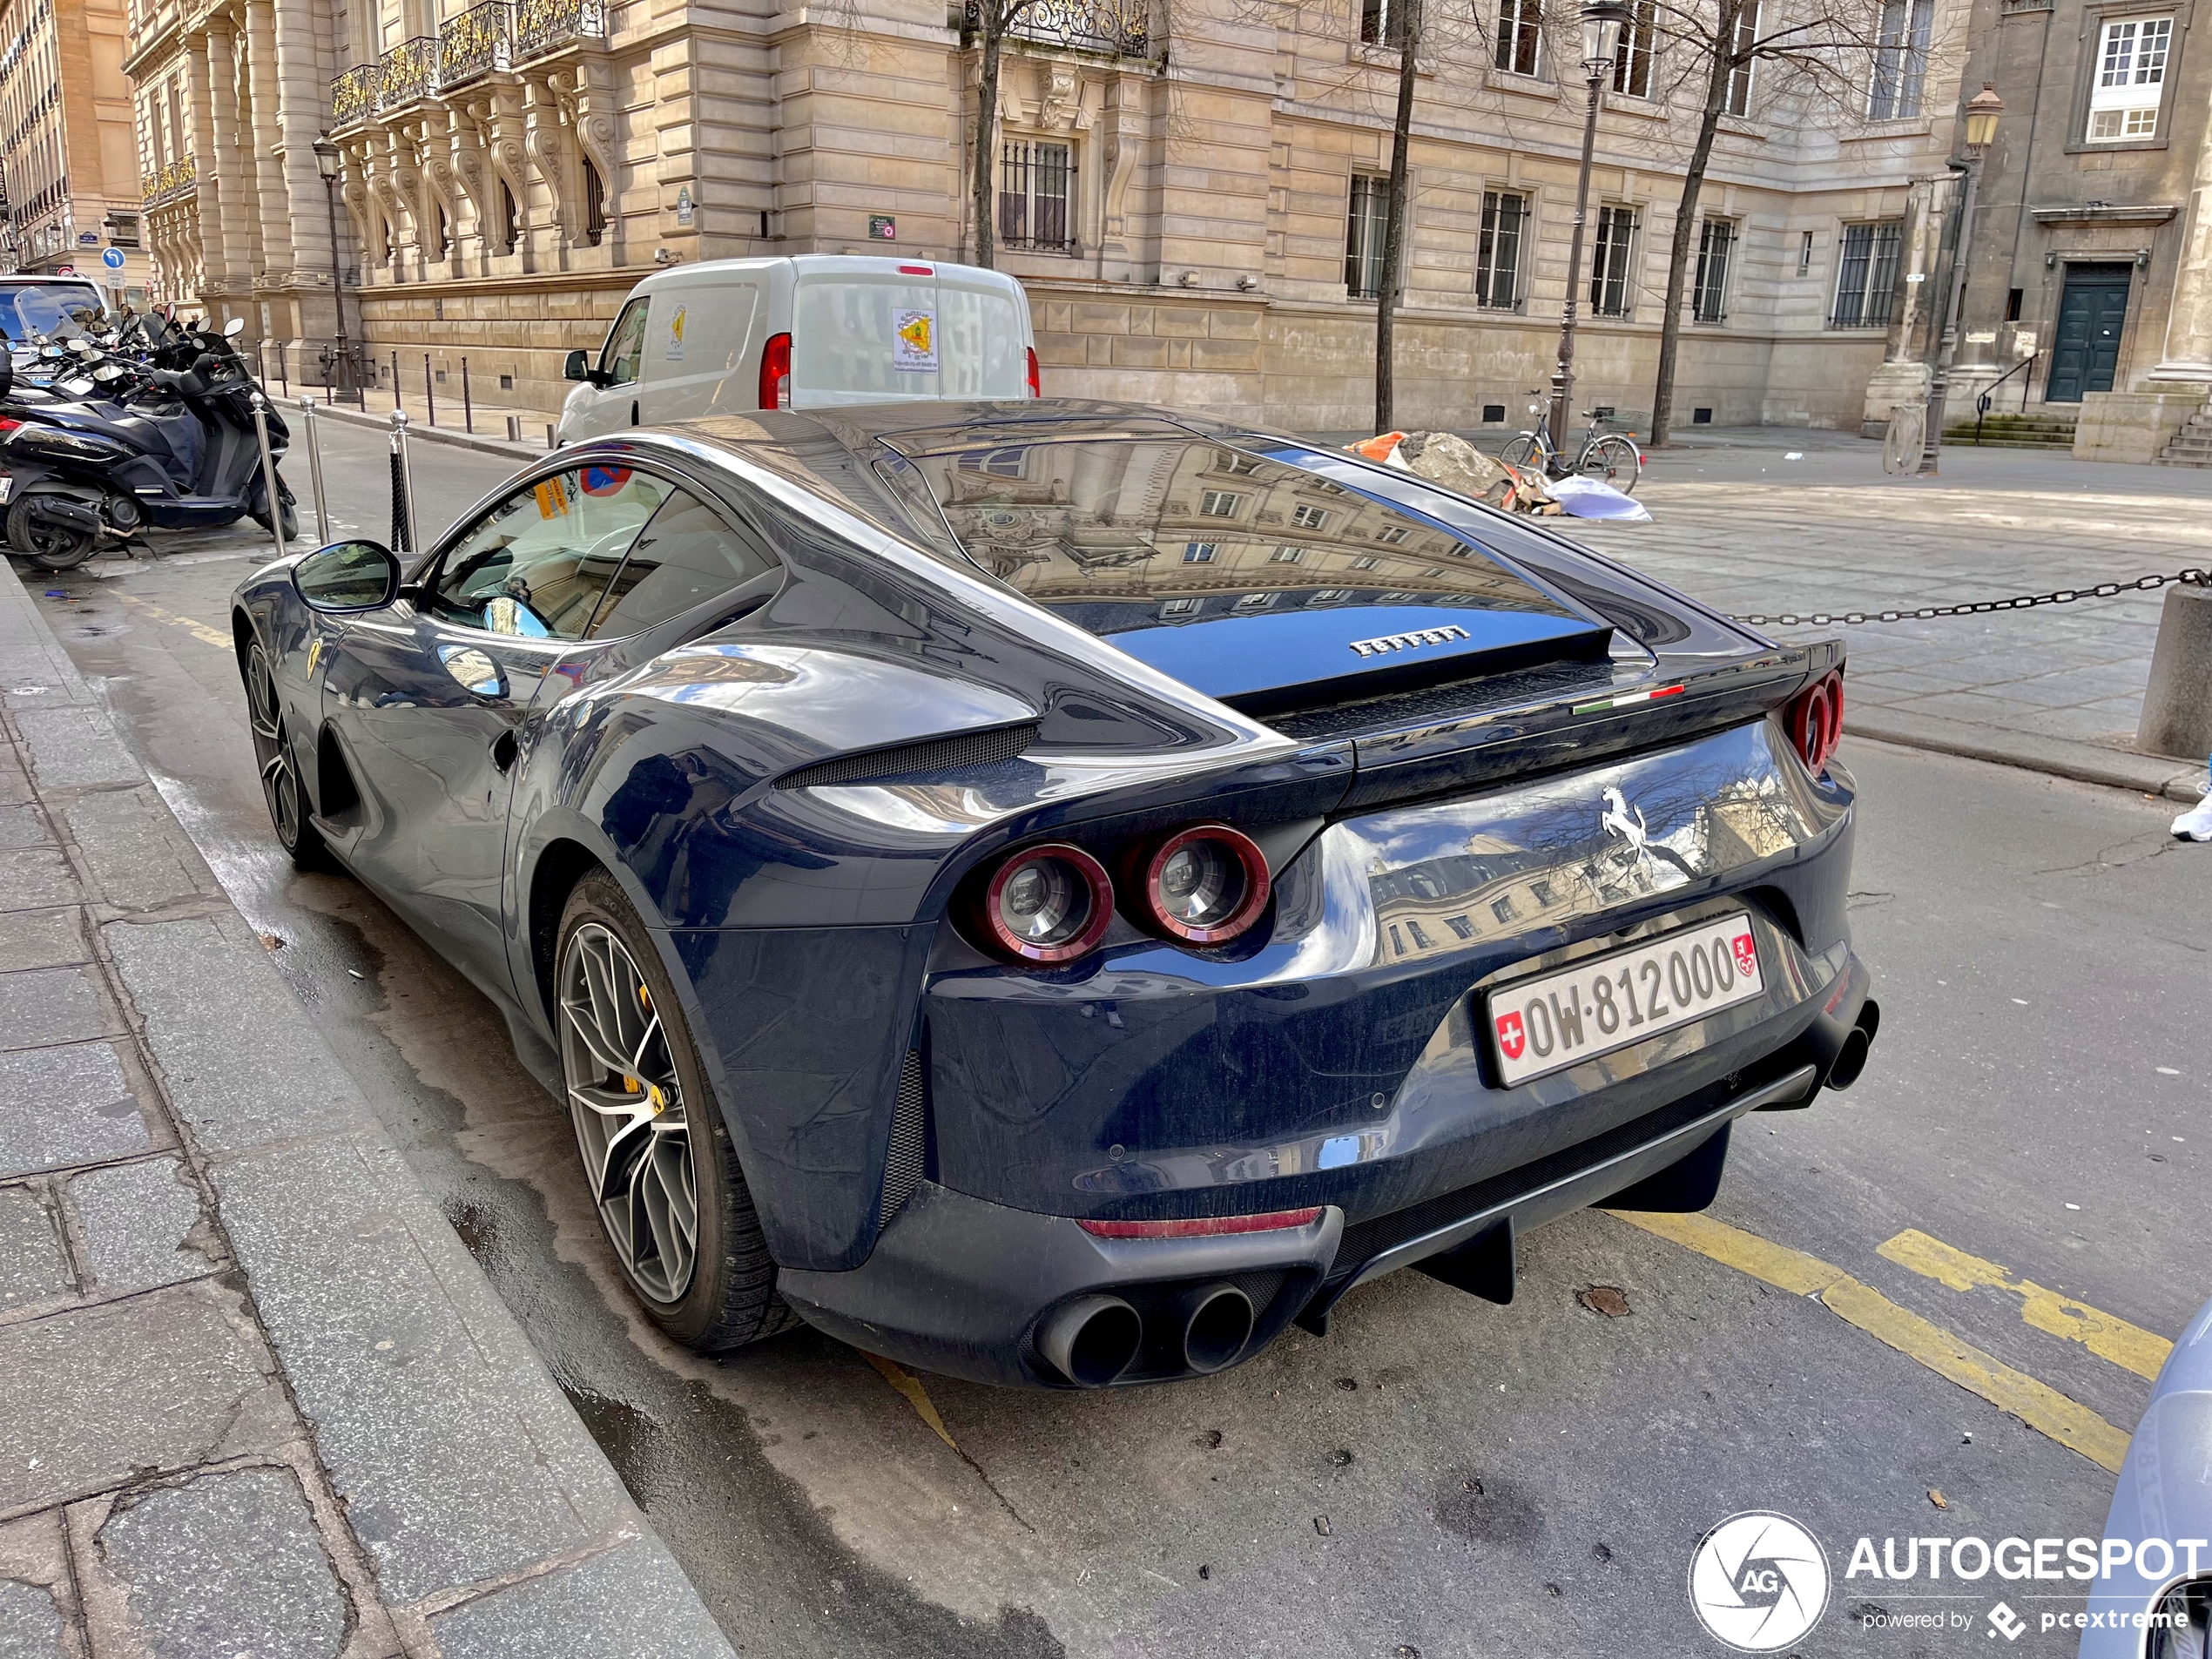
(391, 351, 401, 410)
(545, 422, 556, 450)
(462, 357, 473, 434)
(390, 408, 417, 556)
(275, 347, 287, 397)
(505, 415, 521, 443)
(297, 394, 331, 544)
(249, 392, 287, 562)
(424, 353, 435, 428)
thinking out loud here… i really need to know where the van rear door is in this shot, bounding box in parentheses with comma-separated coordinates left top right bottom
(789, 258, 1028, 408)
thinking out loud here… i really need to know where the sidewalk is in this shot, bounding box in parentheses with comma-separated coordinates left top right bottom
(1318, 425, 2211, 803)
(0, 566, 732, 1656)
(1586, 430, 2209, 801)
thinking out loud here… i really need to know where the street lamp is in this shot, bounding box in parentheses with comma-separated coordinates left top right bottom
(1919, 83, 2004, 474)
(312, 135, 356, 404)
(1548, 0, 1634, 469)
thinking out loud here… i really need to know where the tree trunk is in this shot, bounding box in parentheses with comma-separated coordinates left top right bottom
(972, 9, 1004, 269)
(1649, 0, 1741, 449)
(1374, 0, 1422, 434)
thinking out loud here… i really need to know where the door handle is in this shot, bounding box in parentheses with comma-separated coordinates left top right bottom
(490, 730, 518, 773)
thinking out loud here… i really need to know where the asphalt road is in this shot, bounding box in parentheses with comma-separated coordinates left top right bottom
(25, 419, 2212, 1656)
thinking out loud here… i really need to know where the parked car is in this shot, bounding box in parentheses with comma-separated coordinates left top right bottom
(0, 275, 109, 343)
(2079, 1293, 2212, 1657)
(555, 255, 1037, 442)
(228, 401, 1878, 1388)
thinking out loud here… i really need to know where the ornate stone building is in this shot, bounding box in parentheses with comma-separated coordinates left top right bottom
(118, 0, 1973, 430)
(0, 0, 145, 298)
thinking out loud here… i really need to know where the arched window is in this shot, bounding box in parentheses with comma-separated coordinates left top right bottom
(582, 157, 606, 247)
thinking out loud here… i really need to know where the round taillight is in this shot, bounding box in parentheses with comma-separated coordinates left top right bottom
(1128, 825, 1271, 945)
(971, 843, 1115, 964)
(1788, 670, 1844, 774)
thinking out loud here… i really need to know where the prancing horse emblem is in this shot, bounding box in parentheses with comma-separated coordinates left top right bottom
(1600, 786, 1650, 867)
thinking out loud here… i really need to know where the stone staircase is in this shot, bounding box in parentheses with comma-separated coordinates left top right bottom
(1939, 412, 2079, 451)
(2158, 408, 2212, 467)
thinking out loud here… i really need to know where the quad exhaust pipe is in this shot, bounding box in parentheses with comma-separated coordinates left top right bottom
(1037, 1281, 1259, 1386)
(1824, 998, 1881, 1091)
(1037, 1294, 1142, 1388)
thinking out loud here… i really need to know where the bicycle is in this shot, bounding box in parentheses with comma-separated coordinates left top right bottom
(1499, 397, 1644, 495)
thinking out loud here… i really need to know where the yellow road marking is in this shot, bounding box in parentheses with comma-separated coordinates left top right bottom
(1877, 1228, 2173, 1382)
(860, 1351, 961, 1453)
(1610, 1210, 2133, 1472)
(115, 592, 232, 652)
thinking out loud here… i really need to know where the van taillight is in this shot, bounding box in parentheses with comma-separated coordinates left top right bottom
(1025, 347, 1041, 398)
(759, 332, 792, 410)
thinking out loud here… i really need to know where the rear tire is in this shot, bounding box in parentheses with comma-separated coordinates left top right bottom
(1580, 434, 1643, 495)
(245, 643, 326, 868)
(1498, 433, 1542, 470)
(7, 496, 97, 570)
(555, 870, 797, 1353)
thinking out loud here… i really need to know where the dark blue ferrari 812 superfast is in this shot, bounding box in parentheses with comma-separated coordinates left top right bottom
(229, 401, 1877, 1388)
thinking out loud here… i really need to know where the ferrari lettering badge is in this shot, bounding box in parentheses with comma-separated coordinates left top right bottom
(1349, 624, 1472, 658)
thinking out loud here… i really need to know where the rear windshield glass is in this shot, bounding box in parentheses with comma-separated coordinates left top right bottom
(0, 284, 105, 341)
(889, 438, 1567, 633)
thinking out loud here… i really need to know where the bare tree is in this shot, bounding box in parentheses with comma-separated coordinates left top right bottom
(1373, 0, 1422, 432)
(1642, 0, 1950, 446)
(963, 0, 1049, 268)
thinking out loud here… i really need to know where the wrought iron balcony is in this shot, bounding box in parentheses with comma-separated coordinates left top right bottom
(330, 61, 377, 129)
(139, 157, 196, 206)
(971, 0, 1152, 57)
(513, 0, 605, 63)
(378, 36, 440, 111)
(440, 2, 513, 85)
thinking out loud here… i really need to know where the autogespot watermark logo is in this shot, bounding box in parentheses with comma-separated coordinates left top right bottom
(1689, 1511, 1832, 1652)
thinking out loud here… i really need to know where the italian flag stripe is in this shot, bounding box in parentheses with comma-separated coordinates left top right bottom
(1573, 684, 1686, 714)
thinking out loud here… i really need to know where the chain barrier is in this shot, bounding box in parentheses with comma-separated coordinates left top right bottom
(1732, 568, 2209, 629)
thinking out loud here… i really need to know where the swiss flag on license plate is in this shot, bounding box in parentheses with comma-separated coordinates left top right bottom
(1494, 1009, 1526, 1060)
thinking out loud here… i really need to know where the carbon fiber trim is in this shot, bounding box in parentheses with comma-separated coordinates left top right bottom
(776, 723, 1039, 791)
(879, 1049, 928, 1228)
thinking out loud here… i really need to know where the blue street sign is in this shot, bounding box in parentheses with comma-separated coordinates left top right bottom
(100, 247, 124, 269)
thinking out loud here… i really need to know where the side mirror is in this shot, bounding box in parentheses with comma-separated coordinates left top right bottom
(223, 317, 247, 339)
(563, 347, 593, 383)
(293, 539, 401, 612)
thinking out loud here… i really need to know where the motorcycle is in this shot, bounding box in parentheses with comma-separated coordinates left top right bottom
(0, 314, 297, 571)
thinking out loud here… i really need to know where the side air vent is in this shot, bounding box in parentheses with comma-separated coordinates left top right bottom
(879, 1049, 928, 1228)
(775, 722, 1039, 791)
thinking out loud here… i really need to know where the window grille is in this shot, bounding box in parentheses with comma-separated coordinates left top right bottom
(998, 140, 1076, 253)
(1591, 206, 1636, 316)
(1477, 191, 1527, 309)
(1693, 219, 1735, 322)
(1830, 220, 1902, 327)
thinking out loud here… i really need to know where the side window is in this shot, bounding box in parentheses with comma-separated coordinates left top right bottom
(588, 489, 779, 638)
(425, 465, 672, 639)
(599, 298, 651, 386)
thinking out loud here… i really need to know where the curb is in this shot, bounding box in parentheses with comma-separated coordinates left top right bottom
(313, 399, 550, 464)
(1845, 707, 2206, 804)
(0, 564, 734, 1656)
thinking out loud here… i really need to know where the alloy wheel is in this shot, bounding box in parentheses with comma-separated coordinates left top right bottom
(558, 921, 698, 1304)
(246, 646, 303, 848)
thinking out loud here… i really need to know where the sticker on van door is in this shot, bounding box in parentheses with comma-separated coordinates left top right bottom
(894, 309, 938, 373)
(665, 305, 686, 361)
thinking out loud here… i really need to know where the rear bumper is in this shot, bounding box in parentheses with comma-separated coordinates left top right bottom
(779, 950, 1872, 1390)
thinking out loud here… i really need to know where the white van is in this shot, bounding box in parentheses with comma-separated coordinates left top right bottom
(556, 254, 1037, 442)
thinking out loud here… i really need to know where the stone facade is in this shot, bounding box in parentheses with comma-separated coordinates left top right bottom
(1936, 0, 2212, 454)
(0, 0, 147, 300)
(113, 0, 1973, 431)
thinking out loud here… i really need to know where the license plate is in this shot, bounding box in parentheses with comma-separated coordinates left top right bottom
(0, 475, 12, 503)
(1487, 913, 1764, 1087)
